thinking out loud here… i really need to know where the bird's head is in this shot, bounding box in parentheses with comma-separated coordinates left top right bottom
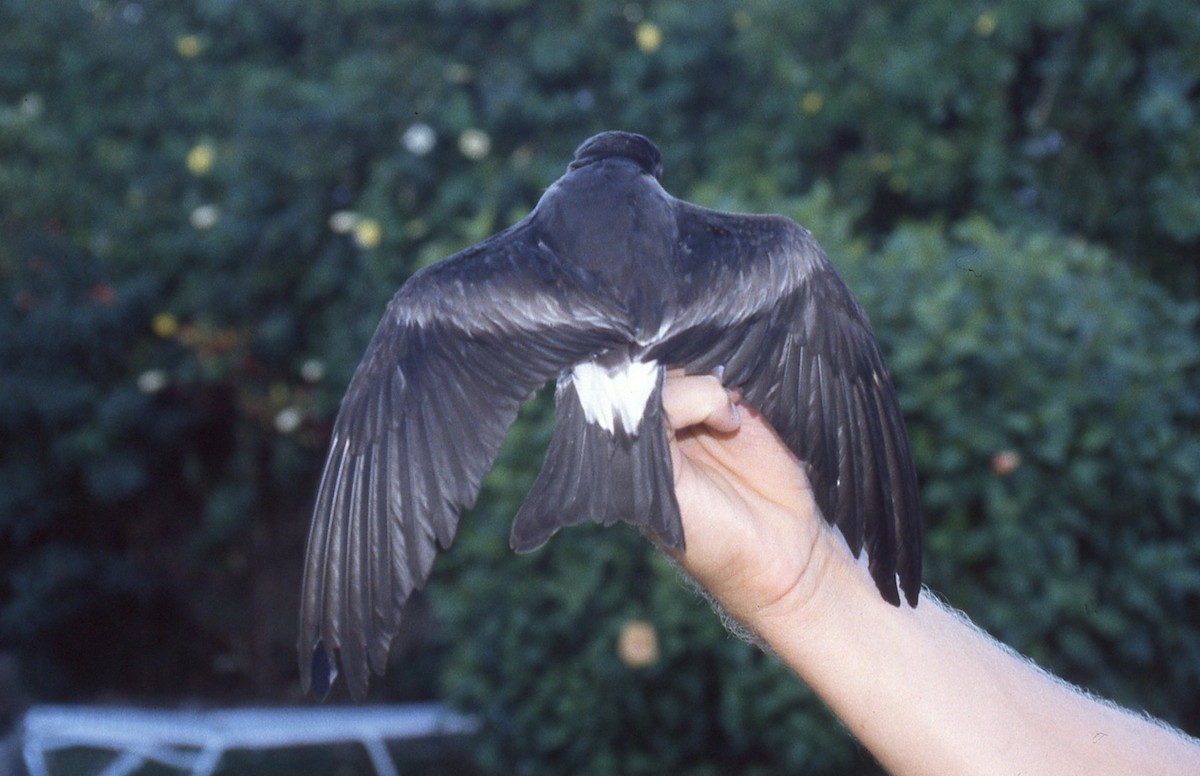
(569, 131, 663, 180)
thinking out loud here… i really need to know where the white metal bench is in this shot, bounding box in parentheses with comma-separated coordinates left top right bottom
(20, 703, 477, 776)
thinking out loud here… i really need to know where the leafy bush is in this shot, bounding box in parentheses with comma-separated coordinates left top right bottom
(433, 189, 1200, 772)
(714, 0, 1200, 291)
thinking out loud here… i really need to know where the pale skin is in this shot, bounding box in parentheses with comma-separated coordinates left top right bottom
(660, 372, 1200, 776)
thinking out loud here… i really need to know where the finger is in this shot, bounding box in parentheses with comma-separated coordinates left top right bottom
(663, 374, 741, 434)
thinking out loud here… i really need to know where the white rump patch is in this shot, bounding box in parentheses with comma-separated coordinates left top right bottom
(571, 359, 659, 434)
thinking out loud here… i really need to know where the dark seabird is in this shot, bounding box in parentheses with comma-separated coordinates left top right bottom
(299, 131, 922, 699)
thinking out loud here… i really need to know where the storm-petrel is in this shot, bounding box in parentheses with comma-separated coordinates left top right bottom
(299, 131, 922, 699)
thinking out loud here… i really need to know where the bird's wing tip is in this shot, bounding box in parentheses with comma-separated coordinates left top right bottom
(308, 640, 338, 701)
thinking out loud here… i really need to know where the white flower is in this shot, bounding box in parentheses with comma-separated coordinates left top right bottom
(190, 204, 220, 230)
(328, 210, 358, 234)
(458, 128, 491, 160)
(300, 358, 326, 382)
(402, 123, 436, 155)
(274, 406, 303, 434)
(137, 369, 168, 394)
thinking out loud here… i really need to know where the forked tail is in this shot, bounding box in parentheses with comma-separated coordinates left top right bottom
(509, 364, 683, 552)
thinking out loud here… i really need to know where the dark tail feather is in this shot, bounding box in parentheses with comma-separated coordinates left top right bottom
(510, 368, 683, 552)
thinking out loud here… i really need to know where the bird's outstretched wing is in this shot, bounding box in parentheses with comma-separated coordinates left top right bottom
(299, 220, 629, 699)
(648, 202, 922, 606)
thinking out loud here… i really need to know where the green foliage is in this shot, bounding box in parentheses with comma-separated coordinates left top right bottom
(1, 0, 1198, 770)
(718, 0, 1200, 290)
(432, 189, 1200, 771)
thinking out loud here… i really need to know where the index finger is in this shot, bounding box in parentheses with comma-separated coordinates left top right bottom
(662, 372, 742, 434)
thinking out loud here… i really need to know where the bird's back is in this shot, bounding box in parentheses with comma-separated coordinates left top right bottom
(534, 159, 678, 338)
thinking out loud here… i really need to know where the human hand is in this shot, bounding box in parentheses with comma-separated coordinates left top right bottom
(661, 372, 850, 628)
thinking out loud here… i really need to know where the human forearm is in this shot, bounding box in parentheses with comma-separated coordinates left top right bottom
(746, 544, 1200, 776)
(663, 374, 1200, 773)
